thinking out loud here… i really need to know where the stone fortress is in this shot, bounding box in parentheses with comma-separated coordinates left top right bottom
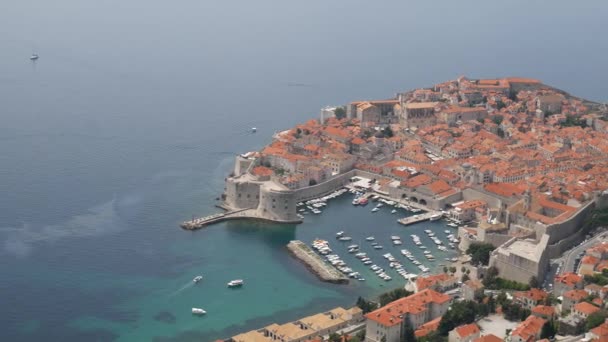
(221, 76, 608, 286)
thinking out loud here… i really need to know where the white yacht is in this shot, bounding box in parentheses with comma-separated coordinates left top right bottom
(192, 308, 207, 315)
(371, 207, 379, 213)
(338, 236, 352, 241)
(429, 213, 442, 221)
(227, 279, 244, 287)
(30, 54, 39, 60)
(366, 236, 375, 241)
(336, 231, 344, 237)
(391, 209, 397, 214)
(193, 275, 203, 283)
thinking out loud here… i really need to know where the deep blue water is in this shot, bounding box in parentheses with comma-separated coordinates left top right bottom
(1, 1, 607, 341)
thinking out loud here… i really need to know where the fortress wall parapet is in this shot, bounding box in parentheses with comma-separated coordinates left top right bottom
(257, 185, 299, 222)
(224, 177, 261, 209)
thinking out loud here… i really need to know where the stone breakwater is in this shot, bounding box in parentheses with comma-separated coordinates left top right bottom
(286, 240, 349, 284)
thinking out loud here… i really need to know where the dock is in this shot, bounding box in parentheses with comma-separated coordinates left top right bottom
(398, 211, 442, 226)
(286, 240, 348, 284)
(179, 209, 249, 229)
(180, 208, 302, 230)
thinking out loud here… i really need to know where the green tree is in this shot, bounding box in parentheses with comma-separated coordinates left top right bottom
(449, 266, 457, 274)
(462, 273, 470, 282)
(401, 322, 416, 342)
(334, 107, 346, 119)
(586, 311, 608, 331)
(382, 126, 394, 138)
(541, 320, 556, 339)
(381, 335, 387, 342)
(438, 301, 481, 335)
(491, 114, 504, 125)
(356, 296, 377, 314)
(329, 332, 341, 342)
(467, 242, 495, 265)
(529, 276, 539, 289)
(356, 329, 366, 341)
(443, 266, 448, 273)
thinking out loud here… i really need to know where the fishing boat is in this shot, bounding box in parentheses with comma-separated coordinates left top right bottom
(227, 279, 244, 288)
(192, 308, 207, 315)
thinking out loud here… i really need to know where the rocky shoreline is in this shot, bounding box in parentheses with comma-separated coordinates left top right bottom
(287, 240, 349, 284)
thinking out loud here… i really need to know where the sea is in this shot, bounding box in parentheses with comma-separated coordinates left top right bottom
(1, 0, 607, 341)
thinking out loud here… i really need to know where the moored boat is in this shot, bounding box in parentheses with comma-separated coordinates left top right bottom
(227, 279, 244, 288)
(192, 308, 206, 315)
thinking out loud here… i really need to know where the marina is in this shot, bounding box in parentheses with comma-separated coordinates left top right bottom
(287, 190, 459, 286)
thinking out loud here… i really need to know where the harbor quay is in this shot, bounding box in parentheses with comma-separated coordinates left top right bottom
(286, 240, 349, 284)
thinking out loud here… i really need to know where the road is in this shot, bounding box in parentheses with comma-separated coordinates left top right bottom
(561, 231, 608, 274)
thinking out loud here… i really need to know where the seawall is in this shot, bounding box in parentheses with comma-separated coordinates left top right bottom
(286, 240, 349, 284)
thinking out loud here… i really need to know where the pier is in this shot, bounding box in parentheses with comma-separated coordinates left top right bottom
(397, 211, 442, 226)
(286, 240, 349, 284)
(180, 209, 249, 230)
(180, 208, 302, 230)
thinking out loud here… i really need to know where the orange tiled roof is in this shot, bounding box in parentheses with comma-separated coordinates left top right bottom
(554, 273, 582, 287)
(563, 289, 589, 301)
(252, 166, 273, 177)
(591, 321, 608, 341)
(514, 288, 548, 302)
(414, 316, 441, 337)
(473, 334, 503, 342)
(454, 323, 480, 338)
(365, 289, 450, 327)
(415, 273, 455, 291)
(511, 315, 545, 342)
(574, 301, 600, 315)
(531, 305, 555, 317)
(582, 255, 600, 266)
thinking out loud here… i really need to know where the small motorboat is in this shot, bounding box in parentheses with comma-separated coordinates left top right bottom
(391, 209, 397, 214)
(366, 236, 375, 241)
(228, 279, 244, 288)
(30, 54, 39, 60)
(192, 308, 206, 315)
(251, 127, 257, 133)
(371, 208, 379, 213)
(193, 275, 203, 283)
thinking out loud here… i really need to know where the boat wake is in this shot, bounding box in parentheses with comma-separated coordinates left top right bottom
(168, 281, 194, 297)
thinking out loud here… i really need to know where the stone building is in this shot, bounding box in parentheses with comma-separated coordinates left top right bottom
(364, 289, 450, 342)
